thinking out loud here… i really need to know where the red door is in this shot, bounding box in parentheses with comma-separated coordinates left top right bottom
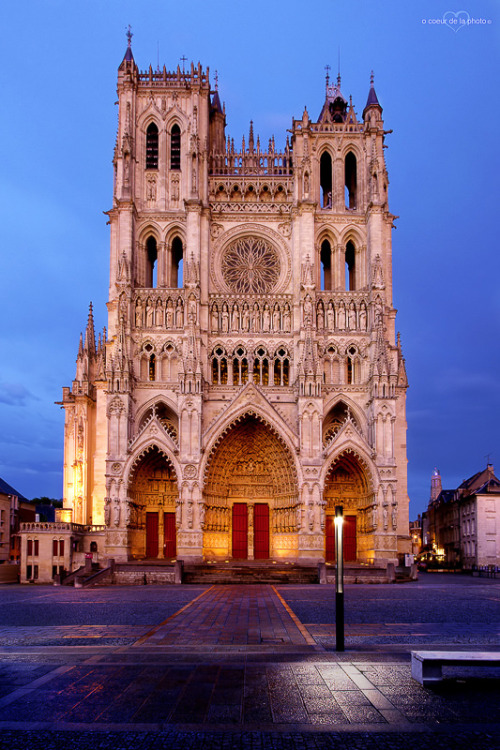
(232, 503, 248, 559)
(254, 503, 269, 559)
(146, 512, 159, 558)
(344, 515, 357, 562)
(325, 514, 356, 562)
(325, 516, 335, 562)
(164, 512, 176, 558)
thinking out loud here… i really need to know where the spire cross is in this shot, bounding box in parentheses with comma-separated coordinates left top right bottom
(126, 25, 133, 48)
(324, 64, 331, 88)
(214, 69, 219, 91)
(370, 69, 374, 86)
(180, 55, 187, 73)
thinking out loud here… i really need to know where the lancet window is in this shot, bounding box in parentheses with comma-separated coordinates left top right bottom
(170, 236, 183, 288)
(170, 124, 181, 170)
(320, 239, 332, 290)
(345, 241, 356, 291)
(345, 151, 357, 209)
(273, 347, 290, 386)
(211, 346, 228, 385)
(253, 346, 269, 386)
(146, 236, 158, 288)
(232, 347, 249, 386)
(320, 151, 333, 208)
(146, 122, 159, 169)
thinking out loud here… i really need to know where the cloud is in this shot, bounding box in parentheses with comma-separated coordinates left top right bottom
(0, 382, 38, 406)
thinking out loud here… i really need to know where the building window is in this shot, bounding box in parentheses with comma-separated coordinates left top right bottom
(171, 237, 183, 288)
(345, 151, 357, 209)
(211, 347, 228, 385)
(27, 540, 33, 557)
(149, 353, 156, 381)
(253, 347, 269, 386)
(320, 240, 332, 290)
(320, 151, 332, 208)
(274, 348, 290, 386)
(171, 124, 181, 170)
(146, 122, 159, 169)
(233, 347, 249, 386)
(146, 236, 158, 288)
(26, 565, 32, 579)
(33, 565, 38, 580)
(345, 241, 356, 291)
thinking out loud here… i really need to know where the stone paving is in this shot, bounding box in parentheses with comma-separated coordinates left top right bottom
(0, 575, 498, 749)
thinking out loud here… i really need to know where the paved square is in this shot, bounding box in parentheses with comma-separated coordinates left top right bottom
(0, 574, 498, 748)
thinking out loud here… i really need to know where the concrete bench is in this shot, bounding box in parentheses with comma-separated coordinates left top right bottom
(411, 650, 500, 687)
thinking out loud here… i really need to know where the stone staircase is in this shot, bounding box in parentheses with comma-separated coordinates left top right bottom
(182, 561, 319, 585)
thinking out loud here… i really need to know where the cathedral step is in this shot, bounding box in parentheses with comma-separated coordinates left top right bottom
(182, 563, 319, 585)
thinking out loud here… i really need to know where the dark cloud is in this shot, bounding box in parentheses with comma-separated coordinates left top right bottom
(0, 382, 38, 407)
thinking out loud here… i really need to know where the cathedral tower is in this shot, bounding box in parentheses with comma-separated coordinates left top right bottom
(58, 42, 410, 570)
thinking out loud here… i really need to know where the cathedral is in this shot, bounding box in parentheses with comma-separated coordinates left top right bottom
(22, 39, 411, 581)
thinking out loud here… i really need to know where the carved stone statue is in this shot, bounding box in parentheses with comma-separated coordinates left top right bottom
(166, 300, 174, 328)
(221, 303, 229, 333)
(327, 302, 335, 330)
(262, 304, 271, 332)
(211, 305, 219, 331)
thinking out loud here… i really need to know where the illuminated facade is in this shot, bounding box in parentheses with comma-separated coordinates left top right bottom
(41, 41, 411, 577)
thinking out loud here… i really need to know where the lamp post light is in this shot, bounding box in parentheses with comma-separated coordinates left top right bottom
(334, 505, 345, 652)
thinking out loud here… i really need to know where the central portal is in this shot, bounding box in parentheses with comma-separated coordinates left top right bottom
(203, 415, 298, 561)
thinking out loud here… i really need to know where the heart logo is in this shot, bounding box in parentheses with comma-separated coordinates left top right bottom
(443, 10, 470, 32)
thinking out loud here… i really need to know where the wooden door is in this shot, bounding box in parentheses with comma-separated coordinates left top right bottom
(344, 515, 357, 562)
(325, 514, 357, 562)
(232, 503, 248, 559)
(325, 516, 335, 562)
(163, 512, 176, 558)
(254, 503, 269, 559)
(146, 512, 159, 558)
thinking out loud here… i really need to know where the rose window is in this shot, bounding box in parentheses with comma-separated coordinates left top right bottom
(221, 237, 280, 294)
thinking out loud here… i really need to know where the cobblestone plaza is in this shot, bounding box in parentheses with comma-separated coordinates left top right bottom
(0, 574, 499, 749)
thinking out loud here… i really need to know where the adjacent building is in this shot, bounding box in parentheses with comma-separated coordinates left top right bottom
(423, 465, 500, 569)
(20, 40, 412, 582)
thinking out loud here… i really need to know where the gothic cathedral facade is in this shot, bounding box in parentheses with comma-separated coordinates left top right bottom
(60, 43, 410, 568)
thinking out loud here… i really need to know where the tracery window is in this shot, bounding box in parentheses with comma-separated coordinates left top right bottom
(346, 345, 358, 384)
(211, 346, 228, 385)
(146, 122, 159, 169)
(273, 347, 290, 386)
(221, 237, 280, 294)
(253, 346, 269, 386)
(232, 347, 249, 386)
(324, 345, 340, 384)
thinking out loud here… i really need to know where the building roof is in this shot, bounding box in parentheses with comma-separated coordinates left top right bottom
(458, 465, 500, 496)
(0, 477, 28, 502)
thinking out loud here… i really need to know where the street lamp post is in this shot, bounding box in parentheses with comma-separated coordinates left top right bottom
(335, 505, 345, 652)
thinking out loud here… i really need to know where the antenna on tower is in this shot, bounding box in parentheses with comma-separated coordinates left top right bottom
(337, 46, 341, 87)
(180, 55, 187, 73)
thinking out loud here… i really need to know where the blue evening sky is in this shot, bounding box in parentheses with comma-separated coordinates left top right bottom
(0, 0, 498, 517)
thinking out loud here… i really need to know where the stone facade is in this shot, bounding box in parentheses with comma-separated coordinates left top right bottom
(423, 465, 500, 569)
(29, 43, 411, 581)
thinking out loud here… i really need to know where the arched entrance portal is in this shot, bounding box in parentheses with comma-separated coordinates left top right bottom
(128, 446, 178, 559)
(203, 415, 298, 560)
(324, 451, 372, 563)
